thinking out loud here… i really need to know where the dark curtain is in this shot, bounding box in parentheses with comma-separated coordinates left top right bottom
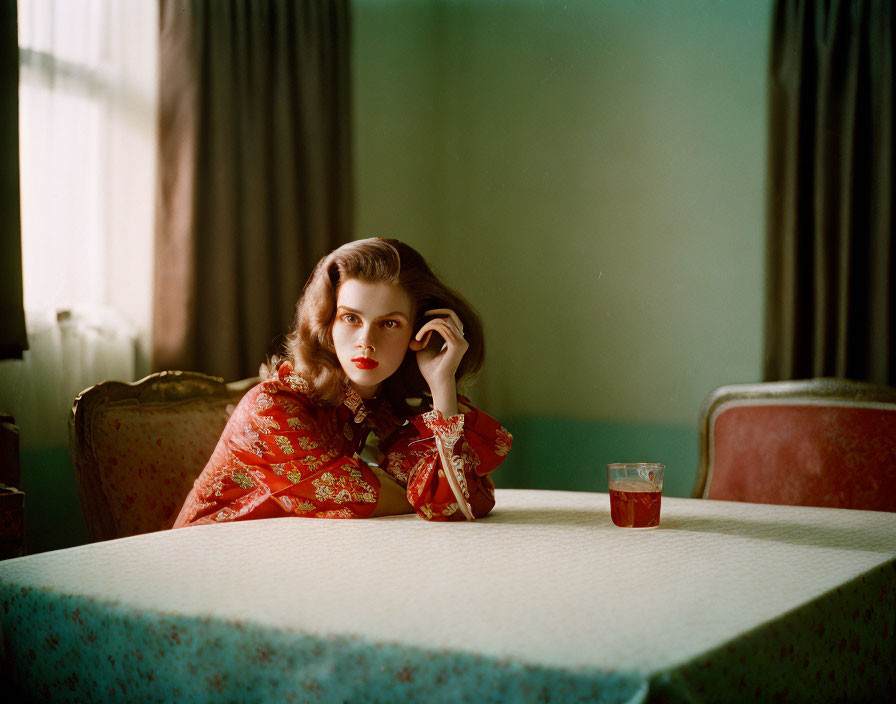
(0, 1, 27, 360)
(764, 0, 895, 384)
(153, 0, 351, 381)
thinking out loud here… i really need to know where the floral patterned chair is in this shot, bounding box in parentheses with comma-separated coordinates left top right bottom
(692, 378, 896, 512)
(69, 371, 257, 542)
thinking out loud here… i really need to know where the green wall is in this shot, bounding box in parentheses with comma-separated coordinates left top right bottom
(353, 0, 770, 495)
(494, 417, 696, 499)
(5, 1, 771, 557)
(19, 448, 89, 554)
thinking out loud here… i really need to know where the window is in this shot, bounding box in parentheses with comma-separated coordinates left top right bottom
(17, 0, 157, 374)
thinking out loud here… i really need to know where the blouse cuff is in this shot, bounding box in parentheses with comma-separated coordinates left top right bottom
(421, 409, 464, 447)
(420, 410, 474, 521)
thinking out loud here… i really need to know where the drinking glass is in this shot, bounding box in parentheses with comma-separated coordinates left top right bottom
(607, 463, 665, 529)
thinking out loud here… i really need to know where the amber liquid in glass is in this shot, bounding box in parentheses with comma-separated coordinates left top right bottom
(609, 482, 662, 528)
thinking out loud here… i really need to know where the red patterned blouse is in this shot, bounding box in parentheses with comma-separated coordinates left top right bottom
(173, 361, 512, 525)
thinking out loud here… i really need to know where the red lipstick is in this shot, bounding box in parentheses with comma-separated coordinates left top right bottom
(351, 357, 378, 370)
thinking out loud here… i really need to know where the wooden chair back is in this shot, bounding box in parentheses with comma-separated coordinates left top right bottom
(69, 371, 256, 541)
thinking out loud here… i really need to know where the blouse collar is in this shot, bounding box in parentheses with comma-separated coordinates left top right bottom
(342, 378, 370, 423)
(277, 361, 375, 425)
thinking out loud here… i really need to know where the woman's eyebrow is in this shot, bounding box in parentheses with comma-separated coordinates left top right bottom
(335, 306, 409, 321)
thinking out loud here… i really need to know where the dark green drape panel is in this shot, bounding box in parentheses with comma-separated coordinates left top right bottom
(153, 0, 351, 381)
(764, 0, 894, 384)
(0, 1, 27, 360)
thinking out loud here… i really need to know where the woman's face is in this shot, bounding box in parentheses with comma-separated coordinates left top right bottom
(331, 278, 415, 398)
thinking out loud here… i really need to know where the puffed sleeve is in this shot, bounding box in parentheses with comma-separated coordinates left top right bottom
(381, 398, 512, 521)
(175, 379, 381, 525)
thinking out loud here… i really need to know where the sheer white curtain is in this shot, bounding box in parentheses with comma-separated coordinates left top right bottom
(0, 0, 156, 449)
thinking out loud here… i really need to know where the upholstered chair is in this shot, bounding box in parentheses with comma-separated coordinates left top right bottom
(693, 378, 896, 512)
(69, 371, 257, 542)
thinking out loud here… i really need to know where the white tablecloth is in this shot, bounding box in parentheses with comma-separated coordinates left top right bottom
(2, 489, 894, 702)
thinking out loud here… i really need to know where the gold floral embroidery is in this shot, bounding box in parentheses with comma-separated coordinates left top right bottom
(255, 393, 274, 412)
(270, 463, 285, 476)
(286, 469, 302, 484)
(294, 501, 316, 513)
(255, 415, 281, 431)
(342, 380, 368, 423)
(313, 472, 337, 502)
(342, 464, 375, 493)
(386, 452, 408, 484)
(422, 411, 472, 519)
(275, 395, 302, 414)
(214, 507, 237, 522)
(384, 453, 409, 483)
(442, 503, 459, 516)
(302, 454, 324, 471)
(296, 437, 319, 451)
(419, 504, 434, 520)
(495, 426, 513, 457)
(240, 424, 266, 457)
(312, 470, 376, 504)
(460, 439, 481, 474)
(407, 455, 434, 490)
(197, 470, 226, 498)
(284, 373, 313, 396)
(318, 508, 355, 518)
(275, 436, 295, 455)
(231, 470, 254, 489)
(288, 416, 311, 431)
(453, 463, 472, 500)
(343, 422, 353, 441)
(428, 413, 468, 496)
(187, 499, 215, 523)
(422, 410, 464, 448)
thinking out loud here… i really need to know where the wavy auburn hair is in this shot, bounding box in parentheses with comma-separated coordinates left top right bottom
(273, 238, 485, 414)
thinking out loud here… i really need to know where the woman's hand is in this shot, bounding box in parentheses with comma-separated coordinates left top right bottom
(409, 308, 468, 418)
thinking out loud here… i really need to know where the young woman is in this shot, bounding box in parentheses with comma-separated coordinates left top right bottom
(173, 238, 512, 525)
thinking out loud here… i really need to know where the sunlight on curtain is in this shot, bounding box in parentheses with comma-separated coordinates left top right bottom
(0, 0, 157, 451)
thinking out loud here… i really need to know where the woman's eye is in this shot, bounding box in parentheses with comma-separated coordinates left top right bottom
(342, 314, 358, 324)
(381, 320, 400, 329)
